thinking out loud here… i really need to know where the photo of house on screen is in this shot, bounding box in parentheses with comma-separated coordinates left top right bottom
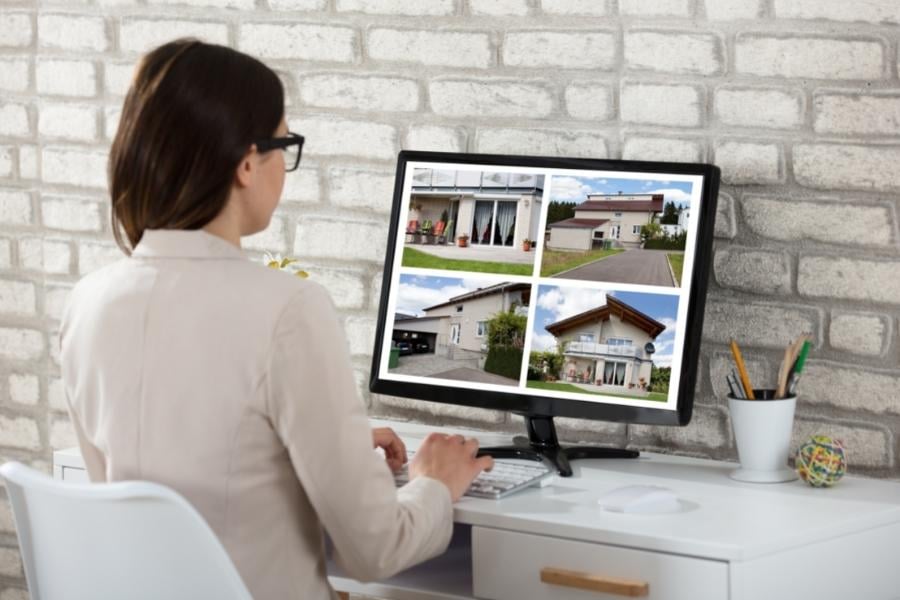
(400, 168, 544, 277)
(548, 192, 663, 251)
(389, 274, 531, 386)
(527, 285, 678, 402)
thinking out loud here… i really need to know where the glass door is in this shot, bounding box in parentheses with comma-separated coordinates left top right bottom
(603, 361, 627, 386)
(472, 201, 494, 245)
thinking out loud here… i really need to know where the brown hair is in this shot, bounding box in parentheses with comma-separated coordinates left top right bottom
(109, 39, 285, 253)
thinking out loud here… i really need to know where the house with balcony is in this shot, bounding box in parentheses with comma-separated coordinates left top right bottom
(544, 296, 665, 391)
(548, 193, 663, 251)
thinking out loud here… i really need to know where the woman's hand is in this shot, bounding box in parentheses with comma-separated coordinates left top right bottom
(372, 427, 407, 473)
(410, 433, 494, 502)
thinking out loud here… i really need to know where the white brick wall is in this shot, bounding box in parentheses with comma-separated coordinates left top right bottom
(0, 58, 29, 93)
(120, 19, 229, 54)
(368, 29, 492, 68)
(337, 0, 454, 15)
(0, 103, 30, 137)
(715, 87, 803, 129)
(429, 79, 554, 118)
(299, 74, 419, 113)
(36, 60, 97, 97)
(503, 31, 616, 69)
(621, 82, 703, 127)
(625, 31, 722, 75)
(0, 13, 33, 48)
(239, 23, 356, 62)
(38, 103, 98, 141)
(38, 14, 109, 52)
(735, 35, 884, 80)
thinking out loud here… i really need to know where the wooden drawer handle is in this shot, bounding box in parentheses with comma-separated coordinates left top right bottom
(540, 567, 649, 597)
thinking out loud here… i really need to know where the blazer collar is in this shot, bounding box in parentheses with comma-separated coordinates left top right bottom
(131, 229, 247, 260)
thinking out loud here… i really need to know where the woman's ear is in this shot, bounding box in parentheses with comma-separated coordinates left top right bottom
(234, 145, 257, 188)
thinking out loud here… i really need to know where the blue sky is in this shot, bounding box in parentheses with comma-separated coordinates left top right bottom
(396, 274, 507, 316)
(531, 285, 680, 368)
(550, 175, 694, 210)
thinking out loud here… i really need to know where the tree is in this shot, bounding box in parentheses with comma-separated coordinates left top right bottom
(660, 201, 679, 224)
(546, 201, 576, 225)
(640, 222, 662, 242)
(486, 309, 527, 350)
(650, 365, 670, 394)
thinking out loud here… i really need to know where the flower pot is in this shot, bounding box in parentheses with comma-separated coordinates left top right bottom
(522, 241, 531, 251)
(457, 237, 469, 248)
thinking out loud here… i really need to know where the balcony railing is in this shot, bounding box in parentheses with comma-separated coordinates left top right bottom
(564, 341, 641, 358)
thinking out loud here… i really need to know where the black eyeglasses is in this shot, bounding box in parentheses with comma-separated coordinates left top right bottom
(255, 131, 304, 172)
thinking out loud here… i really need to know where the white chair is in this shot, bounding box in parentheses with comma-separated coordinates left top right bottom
(0, 461, 252, 600)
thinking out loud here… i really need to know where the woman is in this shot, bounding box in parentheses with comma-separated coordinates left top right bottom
(59, 39, 492, 600)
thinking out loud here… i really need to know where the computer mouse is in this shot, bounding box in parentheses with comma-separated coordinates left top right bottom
(596, 484, 680, 514)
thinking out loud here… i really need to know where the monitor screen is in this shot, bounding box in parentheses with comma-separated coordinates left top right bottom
(370, 151, 719, 428)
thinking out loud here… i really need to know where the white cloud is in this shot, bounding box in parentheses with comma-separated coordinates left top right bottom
(658, 317, 677, 334)
(539, 287, 606, 323)
(653, 352, 673, 368)
(396, 282, 468, 314)
(530, 332, 558, 352)
(550, 176, 591, 202)
(647, 188, 692, 204)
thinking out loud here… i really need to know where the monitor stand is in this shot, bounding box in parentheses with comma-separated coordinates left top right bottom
(477, 414, 639, 477)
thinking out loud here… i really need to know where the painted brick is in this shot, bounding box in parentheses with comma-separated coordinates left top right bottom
(622, 136, 703, 162)
(429, 79, 554, 118)
(294, 216, 388, 262)
(802, 361, 900, 417)
(0, 102, 29, 137)
(794, 144, 900, 192)
(41, 146, 107, 189)
(742, 195, 892, 247)
(714, 192, 735, 239)
(0, 280, 36, 315)
(120, 19, 229, 54)
(299, 74, 419, 112)
(705, 0, 762, 20)
(345, 315, 376, 356)
(281, 167, 320, 203)
(0, 58, 29, 93)
(716, 87, 803, 129)
(78, 241, 123, 275)
(621, 83, 702, 127)
(36, 59, 96, 97)
(0, 191, 32, 225)
(503, 31, 615, 69)
(775, 0, 900, 25)
(45, 284, 72, 322)
(0, 146, 11, 178)
(551, 416, 626, 446)
(0, 239, 10, 269)
(38, 14, 108, 51)
(372, 394, 507, 424)
(710, 351, 770, 401)
(625, 31, 722, 75)
(814, 93, 900, 136)
(104, 61, 135, 97)
(799, 256, 900, 305)
(369, 29, 492, 69)
(19, 145, 38, 180)
(48, 377, 67, 411)
(404, 125, 466, 152)
(541, 0, 608, 16)
(269, 0, 327, 9)
(9, 374, 38, 406)
(146, 0, 254, 8)
(369, 272, 383, 311)
(735, 35, 884, 80)
(714, 141, 783, 184)
(0, 497, 13, 533)
(0, 12, 32, 48)
(704, 299, 819, 349)
(104, 106, 121, 140)
(630, 406, 729, 450)
(243, 214, 288, 254)
(328, 167, 395, 212)
(714, 247, 791, 295)
(49, 416, 77, 450)
(621, 0, 690, 17)
(49, 327, 61, 367)
(19, 238, 71, 274)
(288, 117, 396, 160)
(1, 328, 44, 361)
(476, 127, 608, 158)
(337, 0, 454, 14)
(0, 547, 22, 578)
(791, 418, 890, 468)
(41, 196, 103, 232)
(470, 0, 529, 16)
(564, 82, 613, 121)
(239, 23, 356, 62)
(830, 312, 887, 357)
(38, 103, 97, 141)
(304, 264, 366, 309)
(0, 414, 40, 449)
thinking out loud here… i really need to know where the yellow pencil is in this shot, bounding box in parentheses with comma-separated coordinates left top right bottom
(730, 340, 756, 400)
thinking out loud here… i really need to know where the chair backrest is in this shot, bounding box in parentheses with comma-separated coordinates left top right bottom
(0, 462, 252, 600)
(406, 219, 418, 232)
(433, 221, 446, 236)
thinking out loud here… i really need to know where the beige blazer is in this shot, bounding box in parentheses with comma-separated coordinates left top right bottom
(59, 229, 453, 600)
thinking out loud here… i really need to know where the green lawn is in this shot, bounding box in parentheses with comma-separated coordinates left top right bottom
(402, 247, 534, 276)
(667, 253, 684, 286)
(540, 248, 625, 277)
(526, 380, 668, 402)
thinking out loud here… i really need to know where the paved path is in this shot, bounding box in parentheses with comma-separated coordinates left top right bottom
(409, 243, 535, 265)
(553, 249, 675, 287)
(430, 367, 519, 386)
(389, 354, 519, 386)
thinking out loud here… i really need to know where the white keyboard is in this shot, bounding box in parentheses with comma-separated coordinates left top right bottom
(394, 452, 553, 499)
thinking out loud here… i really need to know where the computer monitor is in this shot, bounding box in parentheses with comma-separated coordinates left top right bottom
(370, 151, 720, 476)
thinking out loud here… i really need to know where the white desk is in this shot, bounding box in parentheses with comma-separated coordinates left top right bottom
(54, 419, 900, 600)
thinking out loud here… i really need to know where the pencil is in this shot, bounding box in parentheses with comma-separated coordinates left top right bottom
(730, 340, 755, 400)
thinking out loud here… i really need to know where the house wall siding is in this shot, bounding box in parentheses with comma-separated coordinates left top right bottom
(573, 208, 655, 244)
(549, 227, 592, 251)
(2, 2, 900, 591)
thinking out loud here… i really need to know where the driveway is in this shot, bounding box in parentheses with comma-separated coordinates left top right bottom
(389, 354, 519, 386)
(430, 367, 518, 386)
(552, 249, 676, 287)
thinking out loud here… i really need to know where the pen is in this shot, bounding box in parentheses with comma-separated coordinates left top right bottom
(728, 370, 744, 399)
(730, 340, 755, 400)
(725, 373, 737, 398)
(787, 339, 811, 396)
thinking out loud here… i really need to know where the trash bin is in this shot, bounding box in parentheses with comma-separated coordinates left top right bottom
(388, 347, 400, 368)
(603, 239, 612, 250)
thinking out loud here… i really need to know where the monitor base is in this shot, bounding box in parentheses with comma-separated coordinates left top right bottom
(477, 414, 639, 477)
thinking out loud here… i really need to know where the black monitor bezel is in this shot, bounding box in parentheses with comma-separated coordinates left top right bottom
(369, 150, 720, 427)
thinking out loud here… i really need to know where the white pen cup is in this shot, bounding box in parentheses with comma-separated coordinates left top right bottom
(727, 389, 798, 483)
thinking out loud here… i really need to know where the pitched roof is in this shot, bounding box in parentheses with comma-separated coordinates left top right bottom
(549, 218, 609, 229)
(545, 295, 666, 339)
(576, 194, 663, 213)
(423, 282, 530, 312)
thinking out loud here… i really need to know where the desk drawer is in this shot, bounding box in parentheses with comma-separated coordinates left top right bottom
(472, 527, 727, 600)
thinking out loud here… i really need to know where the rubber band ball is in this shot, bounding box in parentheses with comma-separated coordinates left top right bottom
(795, 436, 846, 487)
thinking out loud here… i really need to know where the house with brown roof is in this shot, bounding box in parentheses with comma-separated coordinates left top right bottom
(545, 296, 665, 392)
(548, 193, 663, 251)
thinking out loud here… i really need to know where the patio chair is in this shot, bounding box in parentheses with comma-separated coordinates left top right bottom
(405, 219, 419, 243)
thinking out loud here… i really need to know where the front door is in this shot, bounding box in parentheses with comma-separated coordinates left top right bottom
(450, 323, 460, 345)
(610, 225, 620, 239)
(603, 361, 627, 386)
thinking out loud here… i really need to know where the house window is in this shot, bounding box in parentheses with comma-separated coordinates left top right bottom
(632, 225, 641, 235)
(450, 324, 460, 345)
(607, 337, 632, 346)
(614, 212, 622, 218)
(603, 361, 627, 386)
(577, 333, 595, 343)
(476, 321, 487, 337)
(472, 200, 517, 246)
(456, 305, 463, 313)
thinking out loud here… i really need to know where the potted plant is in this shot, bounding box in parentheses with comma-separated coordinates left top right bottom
(522, 239, 532, 251)
(457, 234, 469, 247)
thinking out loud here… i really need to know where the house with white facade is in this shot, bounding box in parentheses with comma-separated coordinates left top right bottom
(548, 193, 663, 251)
(545, 296, 665, 391)
(660, 206, 690, 237)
